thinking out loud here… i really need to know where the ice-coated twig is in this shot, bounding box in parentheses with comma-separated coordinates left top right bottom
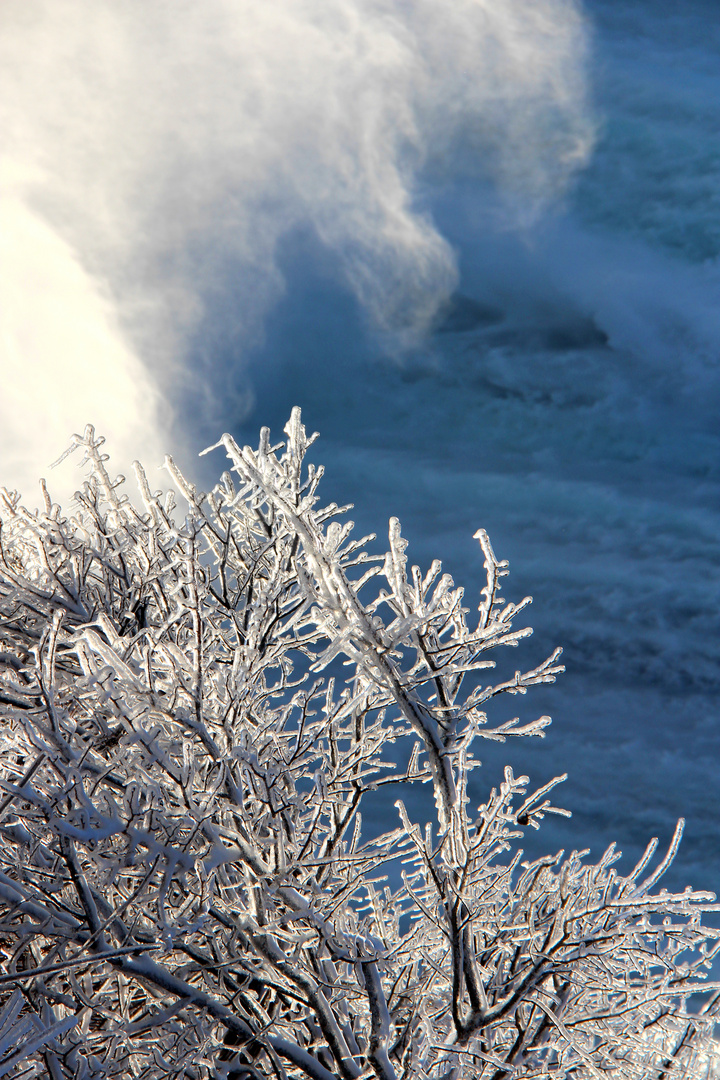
(0, 410, 717, 1079)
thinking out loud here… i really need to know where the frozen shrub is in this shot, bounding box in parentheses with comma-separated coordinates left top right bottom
(0, 410, 718, 1078)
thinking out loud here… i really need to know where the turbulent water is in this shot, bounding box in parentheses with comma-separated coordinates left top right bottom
(220, 0, 720, 896)
(2, 0, 718, 897)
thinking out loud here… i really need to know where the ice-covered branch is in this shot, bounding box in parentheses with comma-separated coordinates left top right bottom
(0, 411, 717, 1078)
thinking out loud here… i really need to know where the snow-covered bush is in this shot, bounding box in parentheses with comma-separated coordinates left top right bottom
(0, 410, 718, 1079)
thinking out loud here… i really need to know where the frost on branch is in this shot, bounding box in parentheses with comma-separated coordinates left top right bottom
(0, 410, 718, 1079)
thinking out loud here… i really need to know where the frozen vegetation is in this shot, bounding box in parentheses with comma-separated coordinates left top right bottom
(0, 411, 718, 1078)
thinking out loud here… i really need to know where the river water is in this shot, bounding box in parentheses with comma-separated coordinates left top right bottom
(4, 0, 718, 901)
(220, 0, 720, 898)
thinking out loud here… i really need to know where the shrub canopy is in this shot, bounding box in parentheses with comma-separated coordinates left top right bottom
(0, 411, 718, 1079)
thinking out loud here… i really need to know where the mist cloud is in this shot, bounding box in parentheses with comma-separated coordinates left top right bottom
(0, 0, 593, 494)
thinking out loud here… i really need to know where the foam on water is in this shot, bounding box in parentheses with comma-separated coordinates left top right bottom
(2, 0, 718, 903)
(580, 0, 720, 264)
(223, 0, 720, 896)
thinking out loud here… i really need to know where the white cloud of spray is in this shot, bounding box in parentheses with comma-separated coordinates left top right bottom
(0, 190, 169, 504)
(0, 0, 593, 497)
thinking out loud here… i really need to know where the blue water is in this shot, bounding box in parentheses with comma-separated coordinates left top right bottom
(184, 0, 720, 898)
